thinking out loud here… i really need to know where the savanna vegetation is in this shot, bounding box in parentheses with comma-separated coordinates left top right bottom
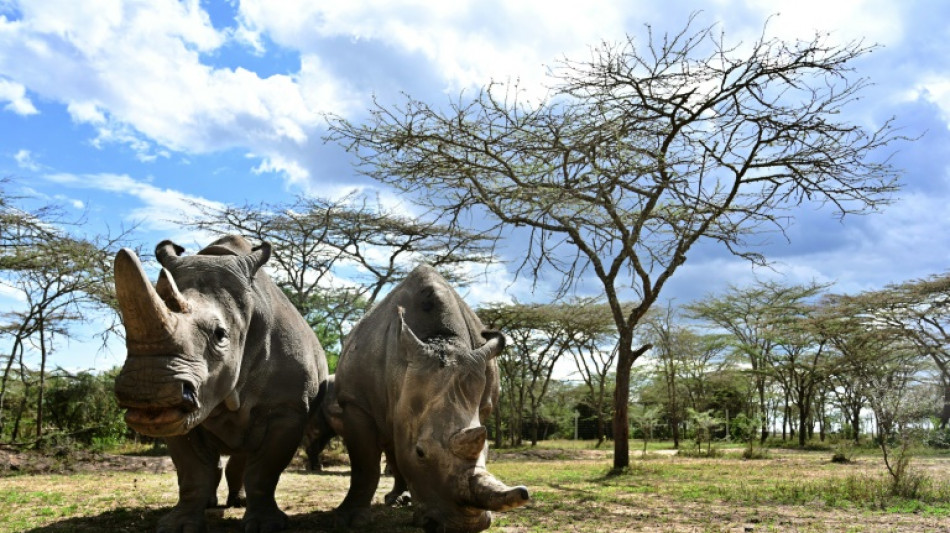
(2, 15, 948, 533)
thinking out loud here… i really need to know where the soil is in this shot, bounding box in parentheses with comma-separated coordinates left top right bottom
(0, 444, 176, 476)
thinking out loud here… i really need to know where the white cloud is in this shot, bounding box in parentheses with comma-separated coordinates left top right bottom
(236, 0, 631, 95)
(14, 148, 41, 170)
(0, 78, 37, 115)
(904, 75, 950, 126)
(0, 0, 349, 182)
(727, 0, 905, 46)
(42, 172, 223, 244)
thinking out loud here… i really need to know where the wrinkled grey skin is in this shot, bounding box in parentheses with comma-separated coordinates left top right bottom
(334, 265, 529, 533)
(113, 235, 328, 533)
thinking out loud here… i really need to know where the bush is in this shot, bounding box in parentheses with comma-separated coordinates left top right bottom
(925, 427, 950, 449)
(43, 369, 128, 447)
(831, 440, 855, 464)
(742, 446, 769, 460)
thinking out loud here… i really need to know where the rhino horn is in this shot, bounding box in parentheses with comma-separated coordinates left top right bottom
(398, 307, 427, 357)
(114, 248, 178, 349)
(156, 267, 189, 313)
(472, 331, 505, 361)
(468, 470, 530, 512)
(450, 426, 487, 460)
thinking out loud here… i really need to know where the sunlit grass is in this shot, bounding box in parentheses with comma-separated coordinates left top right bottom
(1, 446, 948, 532)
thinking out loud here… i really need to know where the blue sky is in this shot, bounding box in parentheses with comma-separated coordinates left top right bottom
(1, 0, 950, 371)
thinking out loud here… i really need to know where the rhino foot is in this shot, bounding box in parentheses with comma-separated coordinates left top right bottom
(384, 489, 412, 507)
(227, 490, 247, 508)
(157, 508, 207, 533)
(333, 506, 372, 529)
(242, 508, 288, 533)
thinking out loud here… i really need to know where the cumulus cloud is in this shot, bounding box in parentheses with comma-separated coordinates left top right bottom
(13, 148, 40, 170)
(0, 78, 37, 115)
(236, 0, 632, 95)
(41, 172, 222, 245)
(0, 0, 351, 182)
(734, 0, 906, 46)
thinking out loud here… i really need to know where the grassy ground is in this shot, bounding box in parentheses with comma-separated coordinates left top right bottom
(1, 441, 948, 532)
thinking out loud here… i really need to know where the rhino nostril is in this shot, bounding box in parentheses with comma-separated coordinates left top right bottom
(181, 382, 198, 410)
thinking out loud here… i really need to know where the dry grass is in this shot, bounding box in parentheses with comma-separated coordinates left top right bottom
(1, 445, 948, 532)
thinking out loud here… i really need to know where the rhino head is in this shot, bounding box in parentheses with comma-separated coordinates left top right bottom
(392, 308, 529, 533)
(113, 236, 270, 437)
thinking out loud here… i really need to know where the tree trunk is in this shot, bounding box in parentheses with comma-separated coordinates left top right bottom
(611, 338, 651, 472)
(493, 403, 502, 448)
(851, 409, 861, 443)
(531, 410, 539, 447)
(12, 396, 26, 442)
(35, 316, 47, 446)
(671, 412, 681, 449)
(758, 383, 769, 443)
(940, 378, 950, 430)
(612, 344, 632, 472)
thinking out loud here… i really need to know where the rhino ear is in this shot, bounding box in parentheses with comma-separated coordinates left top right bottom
(155, 240, 185, 269)
(243, 242, 272, 278)
(398, 307, 427, 361)
(450, 426, 487, 460)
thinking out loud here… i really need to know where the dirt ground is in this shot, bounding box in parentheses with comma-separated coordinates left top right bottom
(1, 445, 948, 532)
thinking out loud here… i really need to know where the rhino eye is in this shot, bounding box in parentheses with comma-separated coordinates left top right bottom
(213, 326, 228, 344)
(415, 445, 425, 459)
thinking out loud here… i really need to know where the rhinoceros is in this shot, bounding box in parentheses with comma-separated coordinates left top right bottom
(304, 374, 344, 471)
(333, 265, 529, 533)
(113, 235, 328, 533)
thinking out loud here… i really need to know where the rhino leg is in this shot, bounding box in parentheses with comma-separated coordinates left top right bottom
(158, 431, 221, 533)
(305, 412, 337, 472)
(383, 447, 411, 507)
(334, 405, 382, 528)
(241, 410, 305, 533)
(225, 454, 247, 508)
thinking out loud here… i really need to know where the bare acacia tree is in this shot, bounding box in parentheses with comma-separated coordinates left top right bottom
(184, 193, 496, 354)
(327, 16, 903, 469)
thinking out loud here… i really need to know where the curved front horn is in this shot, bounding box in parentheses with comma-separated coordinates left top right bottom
(472, 331, 506, 361)
(468, 470, 530, 512)
(114, 248, 178, 350)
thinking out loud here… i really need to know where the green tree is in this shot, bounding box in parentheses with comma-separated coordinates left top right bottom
(686, 281, 828, 443)
(479, 302, 573, 446)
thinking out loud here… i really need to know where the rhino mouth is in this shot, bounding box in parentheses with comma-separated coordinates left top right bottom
(119, 382, 200, 437)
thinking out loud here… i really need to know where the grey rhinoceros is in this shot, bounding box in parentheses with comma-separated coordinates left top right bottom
(334, 265, 529, 533)
(112, 235, 328, 533)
